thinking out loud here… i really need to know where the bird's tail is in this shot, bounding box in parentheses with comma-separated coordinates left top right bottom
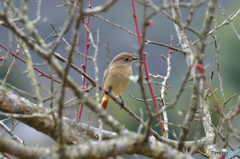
(101, 95, 110, 110)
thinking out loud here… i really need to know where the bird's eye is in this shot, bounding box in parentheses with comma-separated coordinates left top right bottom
(124, 58, 129, 61)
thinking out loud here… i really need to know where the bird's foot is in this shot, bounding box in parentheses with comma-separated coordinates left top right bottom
(107, 86, 112, 93)
(119, 95, 124, 109)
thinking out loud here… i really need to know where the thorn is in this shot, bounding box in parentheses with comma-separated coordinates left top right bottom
(161, 55, 167, 61)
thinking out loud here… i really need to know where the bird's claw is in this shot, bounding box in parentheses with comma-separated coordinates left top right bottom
(120, 101, 124, 109)
(119, 95, 124, 109)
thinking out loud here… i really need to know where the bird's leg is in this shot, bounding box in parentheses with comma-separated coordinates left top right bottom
(119, 95, 124, 109)
(107, 86, 112, 93)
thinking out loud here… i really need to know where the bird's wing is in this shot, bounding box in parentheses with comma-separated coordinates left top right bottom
(103, 67, 108, 81)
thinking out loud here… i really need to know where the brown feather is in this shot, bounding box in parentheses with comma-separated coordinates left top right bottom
(101, 95, 110, 110)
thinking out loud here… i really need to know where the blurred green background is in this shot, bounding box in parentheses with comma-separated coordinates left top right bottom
(0, 1, 240, 158)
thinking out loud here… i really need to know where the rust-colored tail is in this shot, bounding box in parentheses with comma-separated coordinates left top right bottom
(101, 95, 110, 110)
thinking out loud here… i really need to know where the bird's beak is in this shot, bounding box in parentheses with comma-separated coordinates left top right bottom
(133, 57, 138, 61)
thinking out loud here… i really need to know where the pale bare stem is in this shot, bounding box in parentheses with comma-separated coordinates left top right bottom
(50, 23, 88, 58)
(56, 0, 81, 8)
(18, 1, 46, 47)
(0, 80, 36, 98)
(75, 101, 78, 120)
(0, 111, 48, 118)
(0, 1, 18, 27)
(129, 94, 162, 103)
(183, 0, 195, 29)
(20, 0, 28, 16)
(1, 30, 13, 86)
(196, 21, 217, 154)
(160, 49, 172, 138)
(171, 0, 194, 72)
(137, 108, 144, 134)
(151, 80, 162, 86)
(56, 3, 71, 8)
(93, 30, 100, 103)
(177, 0, 220, 153)
(218, 132, 235, 151)
(64, 97, 77, 105)
(50, 3, 77, 54)
(32, 0, 42, 24)
(43, 31, 55, 42)
(0, 120, 23, 144)
(58, 0, 82, 147)
(156, 120, 185, 129)
(177, 73, 200, 151)
(149, 73, 164, 79)
(67, 118, 117, 140)
(193, 0, 220, 156)
(206, 88, 217, 98)
(217, 5, 240, 41)
(83, 0, 118, 15)
(98, 119, 103, 141)
(211, 22, 229, 134)
(162, 0, 167, 6)
(151, 81, 171, 90)
(148, 41, 187, 55)
(82, 25, 100, 96)
(42, 84, 62, 104)
(223, 94, 237, 109)
(139, 0, 202, 39)
(50, 76, 57, 125)
(52, 53, 93, 85)
(193, 8, 240, 45)
(91, 14, 137, 36)
(19, 37, 43, 107)
(87, 28, 103, 141)
(201, 89, 215, 146)
(139, 0, 207, 9)
(152, 63, 194, 121)
(86, 109, 92, 135)
(212, 21, 226, 104)
(92, 14, 186, 55)
(225, 120, 240, 143)
(11, 119, 20, 133)
(209, 45, 217, 87)
(224, 99, 240, 120)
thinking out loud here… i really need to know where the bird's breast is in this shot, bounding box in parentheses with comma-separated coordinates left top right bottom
(104, 66, 132, 96)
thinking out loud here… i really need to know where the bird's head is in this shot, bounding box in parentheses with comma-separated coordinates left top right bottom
(110, 52, 138, 67)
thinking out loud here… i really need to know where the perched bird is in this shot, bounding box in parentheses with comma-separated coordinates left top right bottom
(101, 52, 138, 110)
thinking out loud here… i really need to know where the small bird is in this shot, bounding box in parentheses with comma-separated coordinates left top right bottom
(101, 52, 138, 110)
